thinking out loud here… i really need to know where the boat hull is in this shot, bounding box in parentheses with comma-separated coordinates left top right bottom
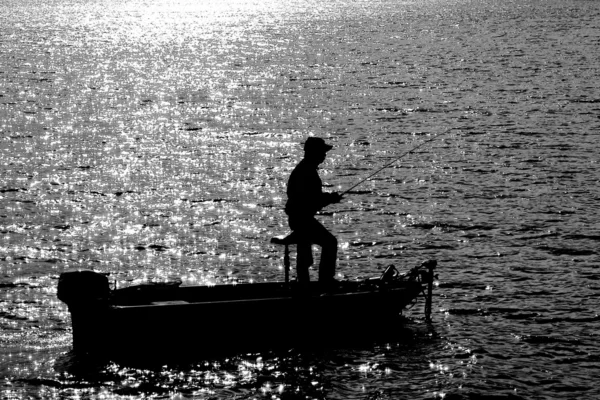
(58, 264, 436, 358)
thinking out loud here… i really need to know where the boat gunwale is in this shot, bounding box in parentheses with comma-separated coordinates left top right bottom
(110, 282, 423, 309)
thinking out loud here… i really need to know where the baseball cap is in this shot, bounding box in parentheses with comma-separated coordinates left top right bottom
(303, 137, 333, 153)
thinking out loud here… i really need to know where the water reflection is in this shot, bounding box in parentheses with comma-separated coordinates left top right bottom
(46, 324, 437, 399)
(3, 0, 600, 397)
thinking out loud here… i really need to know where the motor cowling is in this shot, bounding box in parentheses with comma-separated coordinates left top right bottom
(57, 270, 110, 307)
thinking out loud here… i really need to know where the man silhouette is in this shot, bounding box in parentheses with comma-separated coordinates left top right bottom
(285, 137, 342, 286)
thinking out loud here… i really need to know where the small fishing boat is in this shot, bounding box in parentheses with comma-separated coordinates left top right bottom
(57, 238, 437, 358)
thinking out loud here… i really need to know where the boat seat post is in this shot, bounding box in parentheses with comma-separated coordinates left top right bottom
(283, 244, 290, 284)
(271, 233, 300, 284)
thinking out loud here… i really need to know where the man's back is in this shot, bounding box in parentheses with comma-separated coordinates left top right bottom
(285, 159, 323, 217)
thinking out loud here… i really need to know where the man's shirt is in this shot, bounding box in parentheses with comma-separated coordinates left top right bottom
(285, 159, 326, 217)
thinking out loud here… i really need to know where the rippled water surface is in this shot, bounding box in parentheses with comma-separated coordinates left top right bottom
(1, 0, 600, 398)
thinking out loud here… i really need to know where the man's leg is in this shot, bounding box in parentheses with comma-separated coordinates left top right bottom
(289, 215, 313, 283)
(308, 219, 338, 282)
(295, 240, 312, 283)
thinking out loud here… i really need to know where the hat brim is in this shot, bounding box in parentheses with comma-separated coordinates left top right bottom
(303, 138, 334, 153)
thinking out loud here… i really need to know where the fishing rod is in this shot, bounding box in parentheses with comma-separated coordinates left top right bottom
(340, 133, 445, 196)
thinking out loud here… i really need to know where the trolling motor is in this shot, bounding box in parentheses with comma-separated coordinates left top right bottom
(421, 260, 437, 320)
(387, 260, 437, 320)
(408, 260, 438, 320)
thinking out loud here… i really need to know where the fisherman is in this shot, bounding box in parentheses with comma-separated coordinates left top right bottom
(285, 137, 342, 286)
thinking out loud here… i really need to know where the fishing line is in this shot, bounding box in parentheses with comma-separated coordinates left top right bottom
(340, 132, 447, 196)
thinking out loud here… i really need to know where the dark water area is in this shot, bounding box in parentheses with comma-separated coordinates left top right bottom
(1, 0, 600, 398)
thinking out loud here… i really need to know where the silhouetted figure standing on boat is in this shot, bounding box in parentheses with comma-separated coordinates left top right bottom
(285, 137, 342, 286)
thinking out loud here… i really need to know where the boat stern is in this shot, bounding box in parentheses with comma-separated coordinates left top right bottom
(57, 270, 111, 353)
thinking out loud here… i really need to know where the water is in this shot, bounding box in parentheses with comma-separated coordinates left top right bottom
(1, 0, 599, 398)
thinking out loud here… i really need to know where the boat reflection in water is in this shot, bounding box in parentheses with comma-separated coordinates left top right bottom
(57, 257, 437, 360)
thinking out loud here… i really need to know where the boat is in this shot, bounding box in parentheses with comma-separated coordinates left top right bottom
(57, 236, 437, 358)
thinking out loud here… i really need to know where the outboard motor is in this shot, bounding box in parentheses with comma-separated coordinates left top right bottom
(58, 270, 110, 306)
(57, 270, 110, 353)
